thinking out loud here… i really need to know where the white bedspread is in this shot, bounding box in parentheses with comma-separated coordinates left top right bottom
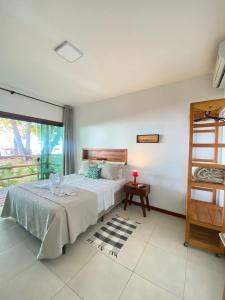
(63, 174, 126, 212)
(1, 174, 125, 260)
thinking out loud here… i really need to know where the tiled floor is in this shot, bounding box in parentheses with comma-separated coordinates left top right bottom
(0, 204, 224, 300)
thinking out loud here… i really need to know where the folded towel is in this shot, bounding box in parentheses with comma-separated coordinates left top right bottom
(193, 167, 225, 184)
(35, 173, 64, 190)
(49, 173, 64, 187)
(52, 185, 77, 197)
(25, 183, 77, 198)
(35, 182, 51, 189)
(35, 173, 71, 196)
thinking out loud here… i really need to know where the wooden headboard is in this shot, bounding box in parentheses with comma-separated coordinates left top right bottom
(82, 148, 128, 164)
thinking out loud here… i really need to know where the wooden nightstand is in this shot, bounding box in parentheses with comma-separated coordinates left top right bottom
(124, 182, 150, 217)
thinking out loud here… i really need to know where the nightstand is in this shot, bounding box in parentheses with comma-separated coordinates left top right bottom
(124, 182, 151, 217)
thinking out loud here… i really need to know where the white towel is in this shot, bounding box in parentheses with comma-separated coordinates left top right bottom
(49, 173, 64, 187)
(23, 183, 77, 199)
(35, 174, 77, 197)
(52, 185, 77, 197)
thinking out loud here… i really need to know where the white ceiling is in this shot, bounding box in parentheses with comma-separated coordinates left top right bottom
(0, 0, 225, 106)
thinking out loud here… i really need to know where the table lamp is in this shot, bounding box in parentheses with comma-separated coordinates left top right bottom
(132, 170, 139, 185)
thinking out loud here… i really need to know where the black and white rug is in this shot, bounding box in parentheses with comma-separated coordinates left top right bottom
(87, 215, 140, 257)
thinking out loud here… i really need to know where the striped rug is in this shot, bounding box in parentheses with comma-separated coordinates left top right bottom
(87, 215, 140, 257)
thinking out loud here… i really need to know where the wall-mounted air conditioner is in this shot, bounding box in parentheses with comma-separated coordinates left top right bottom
(213, 41, 225, 88)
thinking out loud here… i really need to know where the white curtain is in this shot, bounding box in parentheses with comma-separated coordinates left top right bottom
(63, 105, 75, 175)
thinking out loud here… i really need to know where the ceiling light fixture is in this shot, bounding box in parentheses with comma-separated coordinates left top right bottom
(55, 41, 83, 63)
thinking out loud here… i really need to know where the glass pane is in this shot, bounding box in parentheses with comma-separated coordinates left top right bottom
(0, 117, 63, 198)
(0, 119, 40, 189)
(38, 124, 63, 180)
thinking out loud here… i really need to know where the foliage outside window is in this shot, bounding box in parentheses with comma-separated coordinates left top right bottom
(0, 118, 63, 190)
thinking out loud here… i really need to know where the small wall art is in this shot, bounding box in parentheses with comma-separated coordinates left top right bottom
(136, 134, 159, 143)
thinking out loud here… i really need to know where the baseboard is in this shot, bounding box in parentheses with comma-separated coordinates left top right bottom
(126, 200, 186, 219)
(150, 205, 186, 219)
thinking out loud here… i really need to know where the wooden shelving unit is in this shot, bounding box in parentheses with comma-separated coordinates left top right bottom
(185, 99, 225, 255)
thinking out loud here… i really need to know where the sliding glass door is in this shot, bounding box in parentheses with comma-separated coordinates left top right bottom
(0, 115, 63, 200)
(39, 124, 63, 179)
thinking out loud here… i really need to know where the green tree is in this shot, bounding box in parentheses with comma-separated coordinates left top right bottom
(0, 118, 37, 159)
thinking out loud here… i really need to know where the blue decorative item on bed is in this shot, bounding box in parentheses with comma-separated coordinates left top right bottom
(85, 165, 101, 179)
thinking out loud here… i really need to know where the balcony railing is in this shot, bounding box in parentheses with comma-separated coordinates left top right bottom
(0, 154, 63, 206)
(0, 155, 39, 184)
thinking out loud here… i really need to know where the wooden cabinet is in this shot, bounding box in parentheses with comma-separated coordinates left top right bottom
(185, 99, 225, 255)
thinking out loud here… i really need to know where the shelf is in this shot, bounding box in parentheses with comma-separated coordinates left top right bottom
(192, 163, 225, 169)
(188, 224, 224, 254)
(186, 99, 225, 254)
(193, 129, 215, 133)
(192, 143, 225, 148)
(191, 181, 225, 190)
(192, 158, 215, 163)
(189, 199, 223, 230)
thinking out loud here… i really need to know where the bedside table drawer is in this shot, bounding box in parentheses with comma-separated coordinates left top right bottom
(124, 184, 150, 197)
(124, 187, 144, 196)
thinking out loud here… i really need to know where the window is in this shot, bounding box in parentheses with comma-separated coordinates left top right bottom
(0, 112, 63, 197)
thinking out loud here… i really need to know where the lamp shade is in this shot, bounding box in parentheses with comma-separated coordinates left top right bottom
(132, 170, 139, 177)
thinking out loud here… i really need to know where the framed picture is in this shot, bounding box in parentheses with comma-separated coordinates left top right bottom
(136, 134, 159, 143)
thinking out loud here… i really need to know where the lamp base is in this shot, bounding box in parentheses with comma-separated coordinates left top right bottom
(133, 177, 138, 186)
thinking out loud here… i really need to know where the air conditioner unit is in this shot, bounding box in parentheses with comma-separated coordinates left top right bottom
(213, 41, 225, 88)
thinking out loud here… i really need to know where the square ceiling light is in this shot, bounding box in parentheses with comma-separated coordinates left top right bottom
(55, 41, 83, 63)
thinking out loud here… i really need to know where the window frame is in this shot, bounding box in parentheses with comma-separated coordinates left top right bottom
(0, 111, 63, 127)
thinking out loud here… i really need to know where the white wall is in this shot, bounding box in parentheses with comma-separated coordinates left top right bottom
(75, 74, 224, 214)
(0, 89, 63, 122)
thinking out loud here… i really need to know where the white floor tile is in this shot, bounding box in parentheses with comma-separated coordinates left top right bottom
(0, 207, 223, 300)
(184, 262, 225, 300)
(150, 222, 187, 259)
(187, 247, 225, 276)
(120, 273, 182, 300)
(115, 204, 155, 223)
(0, 243, 36, 284)
(0, 261, 64, 300)
(104, 234, 147, 270)
(0, 223, 30, 252)
(44, 240, 97, 283)
(156, 213, 185, 230)
(135, 243, 186, 297)
(23, 234, 42, 256)
(68, 252, 131, 300)
(52, 286, 82, 300)
(0, 217, 17, 233)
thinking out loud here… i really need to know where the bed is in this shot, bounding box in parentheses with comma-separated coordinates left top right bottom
(1, 148, 127, 260)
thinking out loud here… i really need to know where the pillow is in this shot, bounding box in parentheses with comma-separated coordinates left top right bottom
(101, 162, 122, 180)
(85, 165, 101, 179)
(78, 160, 90, 175)
(104, 162, 125, 179)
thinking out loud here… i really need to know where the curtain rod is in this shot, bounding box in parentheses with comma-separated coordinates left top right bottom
(0, 86, 64, 109)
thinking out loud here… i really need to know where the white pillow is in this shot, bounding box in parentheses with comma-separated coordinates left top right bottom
(101, 162, 124, 180)
(105, 161, 125, 179)
(78, 160, 90, 175)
